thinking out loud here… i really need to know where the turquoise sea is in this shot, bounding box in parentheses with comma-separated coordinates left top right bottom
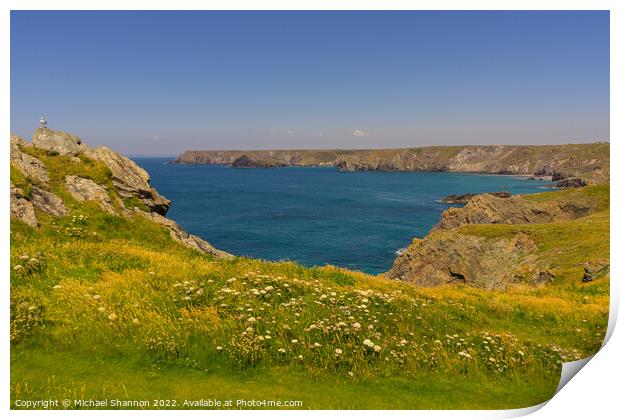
(135, 158, 550, 274)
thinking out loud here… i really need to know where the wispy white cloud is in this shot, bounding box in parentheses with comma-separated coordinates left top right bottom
(348, 129, 369, 137)
(267, 127, 294, 136)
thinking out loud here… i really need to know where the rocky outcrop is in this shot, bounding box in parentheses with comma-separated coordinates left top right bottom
(10, 136, 49, 185)
(555, 177, 587, 188)
(434, 194, 593, 231)
(82, 146, 170, 215)
(32, 128, 84, 156)
(10, 184, 38, 227)
(386, 191, 597, 289)
(29, 186, 67, 217)
(10, 128, 230, 260)
(175, 143, 609, 185)
(387, 231, 543, 290)
(441, 191, 512, 204)
(140, 211, 233, 259)
(64, 175, 115, 214)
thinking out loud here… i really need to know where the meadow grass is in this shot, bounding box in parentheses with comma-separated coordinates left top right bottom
(9, 155, 610, 409)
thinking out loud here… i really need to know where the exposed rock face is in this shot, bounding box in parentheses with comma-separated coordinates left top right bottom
(83, 146, 170, 215)
(10, 184, 38, 227)
(10, 129, 229, 259)
(231, 154, 286, 168)
(141, 211, 233, 259)
(32, 128, 83, 156)
(386, 192, 596, 289)
(10, 136, 49, 185)
(29, 186, 67, 216)
(64, 175, 115, 214)
(176, 143, 609, 185)
(555, 177, 587, 188)
(434, 194, 593, 231)
(441, 191, 512, 204)
(388, 231, 540, 290)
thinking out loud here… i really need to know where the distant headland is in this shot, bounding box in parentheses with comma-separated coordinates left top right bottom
(175, 143, 610, 187)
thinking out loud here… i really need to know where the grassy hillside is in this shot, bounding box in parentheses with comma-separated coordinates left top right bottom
(10, 151, 609, 409)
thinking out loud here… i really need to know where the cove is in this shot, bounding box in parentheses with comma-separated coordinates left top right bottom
(135, 158, 549, 274)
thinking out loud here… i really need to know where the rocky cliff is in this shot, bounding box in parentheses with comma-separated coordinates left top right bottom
(386, 186, 609, 290)
(175, 143, 610, 186)
(10, 128, 231, 259)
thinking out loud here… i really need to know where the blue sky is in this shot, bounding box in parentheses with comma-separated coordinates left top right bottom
(11, 11, 609, 155)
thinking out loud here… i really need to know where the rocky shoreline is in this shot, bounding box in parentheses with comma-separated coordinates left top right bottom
(175, 143, 609, 187)
(386, 187, 608, 289)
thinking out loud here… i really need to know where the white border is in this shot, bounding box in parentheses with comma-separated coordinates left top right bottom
(2, 2, 616, 419)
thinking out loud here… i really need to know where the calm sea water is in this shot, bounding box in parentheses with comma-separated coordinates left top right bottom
(134, 157, 549, 274)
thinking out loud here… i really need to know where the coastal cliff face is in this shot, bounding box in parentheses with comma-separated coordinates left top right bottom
(176, 143, 609, 185)
(10, 128, 231, 259)
(386, 186, 610, 290)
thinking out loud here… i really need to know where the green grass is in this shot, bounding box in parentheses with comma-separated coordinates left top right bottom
(11, 347, 557, 409)
(523, 184, 610, 211)
(9, 153, 610, 410)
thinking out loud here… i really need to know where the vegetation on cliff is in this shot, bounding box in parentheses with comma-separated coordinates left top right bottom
(10, 130, 609, 409)
(388, 185, 609, 290)
(175, 143, 610, 185)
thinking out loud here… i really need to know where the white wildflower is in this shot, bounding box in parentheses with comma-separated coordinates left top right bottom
(363, 339, 374, 347)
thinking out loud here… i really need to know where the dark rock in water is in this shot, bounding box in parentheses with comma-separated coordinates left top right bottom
(556, 177, 586, 188)
(551, 171, 575, 182)
(231, 154, 286, 168)
(441, 193, 476, 204)
(441, 191, 512, 204)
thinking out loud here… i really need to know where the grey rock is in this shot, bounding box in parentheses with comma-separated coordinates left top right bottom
(441, 191, 512, 204)
(387, 231, 540, 290)
(29, 186, 67, 216)
(139, 211, 233, 259)
(435, 193, 593, 231)
(10, 184, 38, 227)
(32, 128, 83, 156)
(556, 177, 587, 188)
(65, 175, 115, 214)
(10, 136, 49, 185)
(582, 260, 609, 282)
(85, 146, 170, 215)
